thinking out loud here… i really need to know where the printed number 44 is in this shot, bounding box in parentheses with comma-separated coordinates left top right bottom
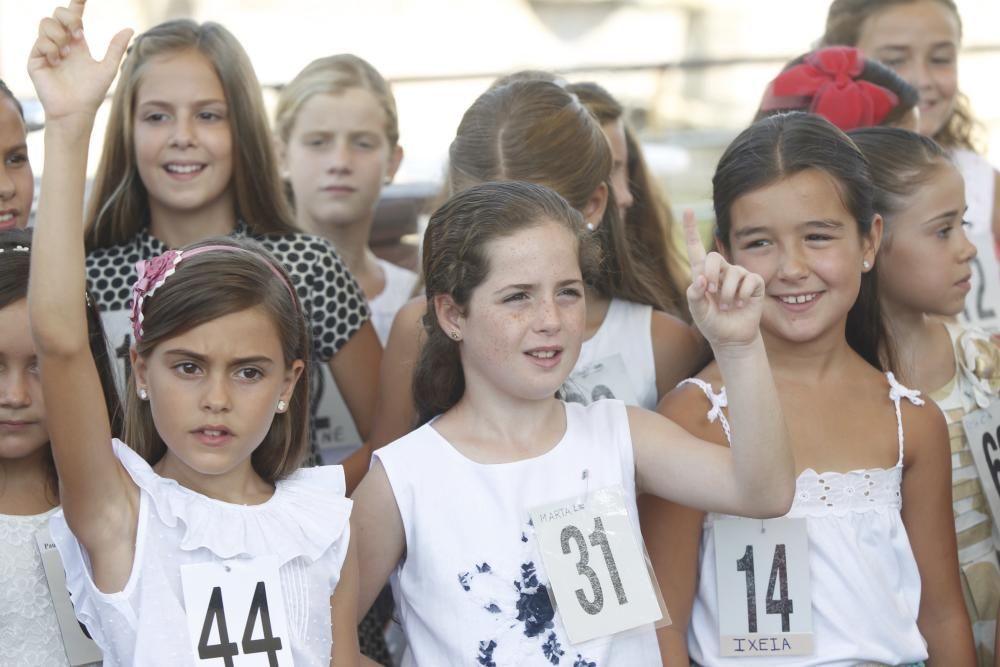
(736, 544, 793, 633)
(199, 581, 282, 666)
(560, 516, 628, 616)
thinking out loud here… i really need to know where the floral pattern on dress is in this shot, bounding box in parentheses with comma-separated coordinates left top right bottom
(457, 525, 598, 666)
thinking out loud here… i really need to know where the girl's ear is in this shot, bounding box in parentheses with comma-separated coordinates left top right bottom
(385, 144, 404, 185)
(433, 293, 465, 340)
(581, 181, 609, 228)
(279, 359, 306, 404)
(862, 214, 884, 270)
(130, 347, 149, 397)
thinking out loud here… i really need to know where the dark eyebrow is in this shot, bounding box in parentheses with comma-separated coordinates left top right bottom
(137, 99, 228, 109)
(732, 219, 844, 240)
(922, 208, 963, 227)
(804, 219, 845, 230)
(161, 349, 275, 366)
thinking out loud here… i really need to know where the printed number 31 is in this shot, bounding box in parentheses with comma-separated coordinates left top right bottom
(560, 517, 628, 615)
(199, 581, 282, 666)
(736, 544, 793, 633)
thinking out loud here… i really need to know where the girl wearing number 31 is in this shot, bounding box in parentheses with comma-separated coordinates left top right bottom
(28, 3, 360, 665)
(350, 176, 795, 665)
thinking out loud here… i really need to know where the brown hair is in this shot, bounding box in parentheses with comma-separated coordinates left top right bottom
(275, 53, 399, 147)
(0, 229, 123, 502)
(448, 79, 667, 310)
(414, 181, 597, 424)
(848, 126, 950, 246)
(124, 237, 310, 482)
(0, 79, 24, 119)
(821, 0, 978, 150)
(568, 81, 690, 320)
(85, 20, 297, 250)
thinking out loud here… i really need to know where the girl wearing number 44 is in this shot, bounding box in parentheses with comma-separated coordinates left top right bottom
(28, 3, 360, 666)
(642, 113, 973, 666)
(351, 178, 796, 666)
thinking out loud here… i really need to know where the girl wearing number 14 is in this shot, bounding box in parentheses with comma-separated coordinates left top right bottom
(641, 113, 972, 665)
(351, 178, 795, 666)
(28, 3, 360, 666)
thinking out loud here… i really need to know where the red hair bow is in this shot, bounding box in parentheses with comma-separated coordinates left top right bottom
(759, 46, 899, 131)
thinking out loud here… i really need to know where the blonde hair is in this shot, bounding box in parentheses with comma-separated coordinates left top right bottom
(85, 20, 297, 250)
(275, 54, 399, 147)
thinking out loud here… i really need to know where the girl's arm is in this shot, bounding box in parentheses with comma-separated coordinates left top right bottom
(330, 535, 361, 667)
(27, 1, 138, 591)
(651, 310, 708, 400)
(633, 213, 794, 517)
(900, 400, 975, 664)
(329, 322, 381, 492)
(369, 297, 426, 448)
(350, 460, 406, 617)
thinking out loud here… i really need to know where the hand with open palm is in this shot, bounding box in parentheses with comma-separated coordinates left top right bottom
(28, 0, 132, 123)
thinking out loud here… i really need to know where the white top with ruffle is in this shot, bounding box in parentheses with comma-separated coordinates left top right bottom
(685, 374, 928, 666)
(49, 440, 352, 667)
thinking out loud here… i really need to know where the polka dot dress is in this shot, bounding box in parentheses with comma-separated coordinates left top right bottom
(86, 223, 369, 361)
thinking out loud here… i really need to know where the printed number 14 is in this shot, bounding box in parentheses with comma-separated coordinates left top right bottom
(735, 544, 793, 633)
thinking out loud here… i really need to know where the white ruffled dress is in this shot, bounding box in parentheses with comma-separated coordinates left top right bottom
(49, 439, 353, 667)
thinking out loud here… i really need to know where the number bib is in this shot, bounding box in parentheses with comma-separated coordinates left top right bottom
(34, 526, 104, 666)
(962, 399, 1000, 533)
(529, 485, 664, 645)
(713, 518, 814, 656)
(559, 355, 639, 407)
(962, 242, 1000, 334)
(181, 556, 293, 666)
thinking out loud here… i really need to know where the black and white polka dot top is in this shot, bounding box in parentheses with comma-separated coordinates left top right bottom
(85, 223, 370, 363)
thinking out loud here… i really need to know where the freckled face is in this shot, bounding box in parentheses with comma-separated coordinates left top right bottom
(879, 161, 975, 316)
(454, 221, 586, 403)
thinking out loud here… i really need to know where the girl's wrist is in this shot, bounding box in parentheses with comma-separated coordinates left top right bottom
(43, 112, 97, 137)
(711, 333, 766, 363)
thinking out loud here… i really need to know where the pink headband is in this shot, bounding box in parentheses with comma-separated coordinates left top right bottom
(129, 245, 297, 342)
(759, 46, 900, 131)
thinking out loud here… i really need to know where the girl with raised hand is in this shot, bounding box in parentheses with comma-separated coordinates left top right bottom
(822, 0, 1000, 330)
(28, 3, 359, 664)
(0, 229, 121, 666)
(755, 45, 919, 131)
(371, 79, 705, 447)
(78, 9, 379, 486)
(641, 112, 972, 665)
(851, 126, 998, 666)
(275, 54, 414, 347)
(352, 179, 793, 666)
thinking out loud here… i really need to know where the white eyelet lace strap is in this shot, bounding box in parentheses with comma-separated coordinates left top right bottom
(677, 378, 732, 445)
(886, 372, 924, 467)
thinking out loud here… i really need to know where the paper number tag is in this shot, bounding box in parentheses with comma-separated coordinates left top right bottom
(181, 556, 293, 666)
(962, 399, 1000, 529)
(34, 526, 104, 666)
(529, 485, 663, 645)
(713, 518, 814, 656)
(962, 241, 1000, 335)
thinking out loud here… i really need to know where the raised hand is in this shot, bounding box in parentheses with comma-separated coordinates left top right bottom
(28, 0, 132, 122)
(683, 209, 765, 350)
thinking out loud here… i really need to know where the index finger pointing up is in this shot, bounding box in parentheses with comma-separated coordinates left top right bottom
(68, 0, 87, 20)
(682, 208, 707, 271)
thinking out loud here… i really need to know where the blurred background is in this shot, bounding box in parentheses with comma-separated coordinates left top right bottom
(4, 0, 1000, 230)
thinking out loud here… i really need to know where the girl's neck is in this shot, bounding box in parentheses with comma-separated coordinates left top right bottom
(584, 285, 611, 340)
(148, 197, 237, 249)
(301, 214, 385, 299)
(882, 299, 955, 393)
(762, 324, 862, 383)
(0, 447, 57, 515)
(154, 451, 274, 505)
(441, 387, 567, 464)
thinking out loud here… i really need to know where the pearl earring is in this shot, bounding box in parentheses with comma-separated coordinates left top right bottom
(863, 260, 871, 270)
(277, 400, 287, 413)
(138, 388, 149, 400)
(586, 223, 595, 232)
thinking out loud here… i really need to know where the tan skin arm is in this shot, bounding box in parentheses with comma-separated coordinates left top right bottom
(351, 460, 406, 618)
(369, 297, 426, 449)
(329, 321, 381, 493)
(27, 1, 139, 593)
(900, 399, 975, 665)
(651, 310, 710, 400)
(639, 381, 727, 664)
(329, 535, 362, 667)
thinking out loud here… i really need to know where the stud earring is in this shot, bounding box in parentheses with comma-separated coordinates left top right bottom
(450, 331, 461, 341)
(138, 388, 149, 400)
(277, 400, 287, 413)
(586, 223, 595, 232)
(863, 260, 871, 270)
